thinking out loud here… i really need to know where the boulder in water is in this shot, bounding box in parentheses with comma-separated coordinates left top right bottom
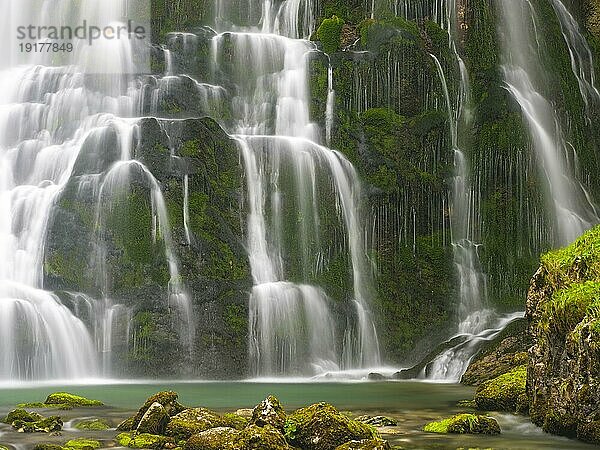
(185, 424, 292, 450)
(251, 395, 286, 430)
(165, 408, 226, 440)
(474, 365, 527, 412)
(355, 416, 397, 427)
(285, 402, 377, 450)
(131, 391, 186, 430)
(44, 392, 104, 407)
(184, 427, 241, 450)
(13, 415, 63, 433)
(3, 409, 43, 424)
(422, 413, 500, 434)
(74, 419, 110, 430)
(117, 432, 175, 449)
(137, 402, 170, 434)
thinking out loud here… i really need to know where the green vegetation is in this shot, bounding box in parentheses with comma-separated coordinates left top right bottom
(423, 413, 501, 434)
(317, 16, 345, 54)
(474, 365, 527, 412)
(74, 419, 111, 430)
(63, 440, 101, 450)
(44, 392, 104, 407)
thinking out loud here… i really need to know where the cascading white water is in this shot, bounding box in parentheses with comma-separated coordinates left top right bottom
(498, 0, 599, 245)
(211, 0, 381, 376)
(0, 0, 194, 380)
(551, 0, 600, 121)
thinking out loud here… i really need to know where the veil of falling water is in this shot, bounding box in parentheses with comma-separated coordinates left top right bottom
(0, 0, 194, 380)
(211, 0, 381, 375)
(497, 0, 599, 246)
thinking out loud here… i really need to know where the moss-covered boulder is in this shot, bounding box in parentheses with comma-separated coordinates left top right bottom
(462, 318, 531, 385)
(334, 438, 391, 449)
(117, 432, 175, 449)
(185, 424, 291, 450)
(63, 439, 101, 450)
(137, 402, 170, 434)
(474, 365, 528, 412)
(33, 444, 63, 450)
(285, 402, 377, 450)
(74, 419, 110, 430)
(44, 392, 103, 407)
(117, 416, 136, 431)
(527, 225, 600, 443)
(165, 408, 225, 440)
(422, 414, 500, 434)
(3, 409, 43, 424)
(132, 391, 186, 430)
(12, 415, 63, 433)
(184, 427, 242, 450)
(251, 395, 286, 430)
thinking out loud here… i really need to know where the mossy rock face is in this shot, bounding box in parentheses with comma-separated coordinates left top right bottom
(117, 416, 136, 431)
(285, 402, 377, 450)
(74, 419, 111, 430)
(334, 438, 391, 449)
(251, 395, 286, 430)
(117, 432, 175, 449)
(44, 392, 103, 407)
(221, 413, 249, 429)
(317, 15, 345, 54)
(527, 225, 600, 444)
(236, 424, 292, 449)
(462, 318, 531, 386)
(184, 426, 241, 450)
(165, 408, 225, 440)
(63, 439, 101, 450)
(137, 402, 170, 434)
(422, 414, 500, 434)
(133, 391, 186, 429)
(474, 365, 527, 412)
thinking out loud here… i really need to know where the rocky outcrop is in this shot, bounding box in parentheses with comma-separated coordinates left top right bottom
(526, 225, 600, 444)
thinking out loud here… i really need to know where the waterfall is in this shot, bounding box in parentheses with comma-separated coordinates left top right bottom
(0, 0, 193, 380)
(551, 0, 600, 122)
(325, 63, 335, 146)
(211, 0, 381, 376)
(497, 0, 599, 245)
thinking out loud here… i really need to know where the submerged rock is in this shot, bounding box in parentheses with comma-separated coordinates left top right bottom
(474, 365, 528, 412)
(137, 402, 170, 434)
(335, 438, 391, 449)
(251, 395, 286, 430)
(355, 416, 397, 427)
(422, 413, 500, 434)
(285, 402, 377, 450)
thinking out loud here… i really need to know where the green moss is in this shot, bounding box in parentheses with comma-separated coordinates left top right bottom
(117, 432, 174, 449)
(422, 413, 500, 434)
(165, 408, 226, 440)
(541, 281, 600, 336)
(74, 419, 110, 430)
(317, 16, 345, 54)
(541, 225, 600, 285)
(474, 365, 527, 412)
(221, 412, 248, 430)
(63, 439, 101, 450)
(45, 392, 103, 407)
(286, 402, 377, 450)
(3, 409, 43, 424)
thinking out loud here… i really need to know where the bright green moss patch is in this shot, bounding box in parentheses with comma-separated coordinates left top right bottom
(540, 225, 600, 285)
(63, 439, 101, 450)
(474, 365, 527, 412)
(423, 413, 500, 434)
(45, 392, 103, 407)
(317, 16, 345, 54)
(541, 281, 600, 336)
(117, 432, 174, 449)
